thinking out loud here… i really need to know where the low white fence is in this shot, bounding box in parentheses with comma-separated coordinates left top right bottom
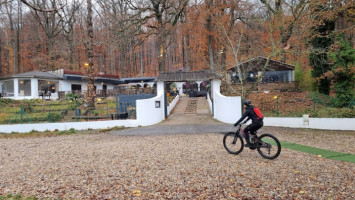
(264, 117, 355, 131)
(0, 120, 139, 133)
(167, 95, 180, 115)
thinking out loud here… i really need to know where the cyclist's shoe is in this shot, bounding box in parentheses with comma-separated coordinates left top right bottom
(245, 143, 255, 148)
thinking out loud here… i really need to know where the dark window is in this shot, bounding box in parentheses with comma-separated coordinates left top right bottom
(71, 84, 81, 91)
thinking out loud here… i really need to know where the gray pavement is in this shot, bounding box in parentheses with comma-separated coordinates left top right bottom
(110, 96, 235, 136)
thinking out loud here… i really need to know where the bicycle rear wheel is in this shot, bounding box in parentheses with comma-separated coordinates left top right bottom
(256, 133, 281, 159)
(223, 132, 244, 154)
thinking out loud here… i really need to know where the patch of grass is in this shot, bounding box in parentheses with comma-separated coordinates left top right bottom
(0, 126, 127, 139)
(0, 128, 103, 139)
(100, 126, 126, 132)
(0, 194, 37, 200)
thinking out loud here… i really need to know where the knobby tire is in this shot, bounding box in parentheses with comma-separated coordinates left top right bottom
(223, 132, 244, 155)
(256, 133, 281, 159)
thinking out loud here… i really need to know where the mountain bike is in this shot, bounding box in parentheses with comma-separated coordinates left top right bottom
(223, 122, 281, 159)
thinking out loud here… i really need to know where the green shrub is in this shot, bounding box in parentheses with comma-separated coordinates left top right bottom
(65, 93, 79, 101)
(22, 103, 34, 114)
(316, 107, 355, 118)
(308, 92, 335, 107)
(0, 98, 15, 106)
(47, 112, 63, 122)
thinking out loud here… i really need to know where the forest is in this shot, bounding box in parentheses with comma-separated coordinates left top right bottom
(0, 0, 354, 106)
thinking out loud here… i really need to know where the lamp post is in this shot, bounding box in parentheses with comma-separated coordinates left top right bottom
(274, 96, 279, 117)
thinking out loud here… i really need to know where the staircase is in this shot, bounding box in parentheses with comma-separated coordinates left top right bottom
(184, 99, 198, 115)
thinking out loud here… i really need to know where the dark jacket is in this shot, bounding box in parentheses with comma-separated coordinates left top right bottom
(235, 105, 263, 125)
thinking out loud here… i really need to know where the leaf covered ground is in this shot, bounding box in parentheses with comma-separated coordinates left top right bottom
(0, 129, 354, 199)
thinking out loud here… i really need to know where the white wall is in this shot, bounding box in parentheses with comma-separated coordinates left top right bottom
(211, 79, 242, 123)
(135, 81, 165, 126)
(264, 117, 355, 130)
(0, 120, 139, 133)
(60, 80, 116, 92)
(136, 94, 165, 126)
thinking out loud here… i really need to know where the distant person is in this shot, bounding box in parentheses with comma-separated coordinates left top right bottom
(234, 100, 264, 147)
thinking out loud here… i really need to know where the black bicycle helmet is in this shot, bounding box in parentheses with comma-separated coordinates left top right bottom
(244, 100, 252, 106)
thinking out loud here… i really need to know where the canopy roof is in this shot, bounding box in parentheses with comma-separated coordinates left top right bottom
(157, 71, 220, 82)
(227, 57, 295, 72)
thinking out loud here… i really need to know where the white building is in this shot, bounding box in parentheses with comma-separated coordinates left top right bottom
(0, 69, 122, 100)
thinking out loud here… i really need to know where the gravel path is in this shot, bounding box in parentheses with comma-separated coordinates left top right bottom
(0, 129, 354, 199)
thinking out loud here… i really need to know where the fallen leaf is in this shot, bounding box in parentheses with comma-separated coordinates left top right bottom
(132, 189, 142, 196)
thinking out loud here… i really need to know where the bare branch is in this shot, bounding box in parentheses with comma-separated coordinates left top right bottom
(20, 0, 66, 12)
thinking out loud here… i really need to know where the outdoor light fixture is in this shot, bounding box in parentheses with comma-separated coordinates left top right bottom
(19, 80, 24, 84)
(155, 101, 161, 108)
(101, 82, 104, 85)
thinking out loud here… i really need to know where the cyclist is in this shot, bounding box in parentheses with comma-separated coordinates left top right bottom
(234, 100, 264, 147)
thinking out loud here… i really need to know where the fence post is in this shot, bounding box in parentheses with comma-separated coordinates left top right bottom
(313, 94, 316, 116)
(106, 102, 109, 119)
(20, 105, 23, 124)
(48, 104, 51, 122)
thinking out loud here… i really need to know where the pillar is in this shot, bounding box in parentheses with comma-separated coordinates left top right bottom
(14, 78, 19, 98)
(211, 79, 221, 100)
(196, 81, 202, 91)
(31, 78, 39, 98)
(175, 82, 184, 95)
(157, 81, 165, 96)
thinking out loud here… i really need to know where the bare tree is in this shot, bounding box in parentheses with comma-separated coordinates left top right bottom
(97, 0, 138, 78)
(126, 0, 189, 73)
(30, 0, 64, 70)
(3, 0, 23, 74)
(58, 0, 81, 69)
(259, 0, 310, 62)
(215, 1, 280, 99)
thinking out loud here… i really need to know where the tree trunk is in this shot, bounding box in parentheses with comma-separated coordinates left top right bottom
(158, 32, 167, 73)
(86, 0, 95, 111)
(206, 12, 214, 71)
(140, 44, 144, 77)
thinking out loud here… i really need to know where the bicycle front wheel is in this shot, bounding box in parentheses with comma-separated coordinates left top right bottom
(257, 133, 281, 159)
(223, 132, 244, 154)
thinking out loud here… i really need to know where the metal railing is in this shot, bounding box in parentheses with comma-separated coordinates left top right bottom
(58, 88, 156, 100)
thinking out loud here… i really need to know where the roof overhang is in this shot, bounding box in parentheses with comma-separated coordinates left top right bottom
(63, 74, 123, 85)
(120, 77, 156, 84)
(0, 71, 63, 81)
(227, 57, 295, 72)
(157, 71, 220, 82)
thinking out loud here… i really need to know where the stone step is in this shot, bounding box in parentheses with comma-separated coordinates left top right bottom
(184, 99, 198, 115)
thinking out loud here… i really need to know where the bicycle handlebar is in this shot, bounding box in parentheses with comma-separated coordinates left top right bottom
(234, 121, 247, 127)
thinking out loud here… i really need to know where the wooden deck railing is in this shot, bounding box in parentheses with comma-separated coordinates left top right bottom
(58, 88, 156, 100)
